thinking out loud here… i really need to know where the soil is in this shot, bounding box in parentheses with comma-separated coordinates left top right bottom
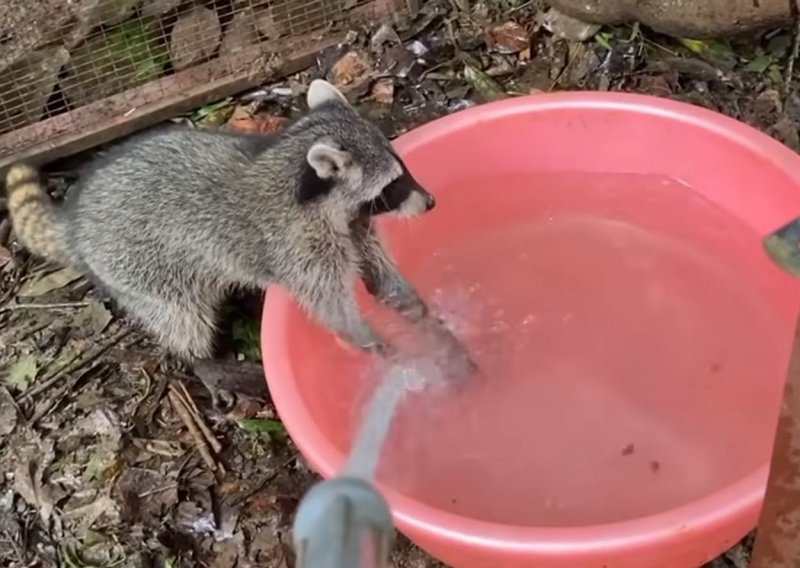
(1, 1, 798, 566)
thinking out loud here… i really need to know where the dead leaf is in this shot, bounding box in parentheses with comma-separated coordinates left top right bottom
(0, 387, 18, 437)
(328, 51, 373, 88)
(3, 355, 38, 392)
(464, 64, 506, 102)
(13, 438, 56, 524)
(0, 246, 11, 268)
(226, 107, 287, 134)
(770, 118, 800, 153)
(371, 78, 395, 104)
(73, 301, 113, 335)
(18, 265, 83, 297)
(113, 467, 178, 526)
(487, 22, 529, 54)
(370, 23, 401, 53)
(62, 495, 119, 533)
(210, 531, 245, 568)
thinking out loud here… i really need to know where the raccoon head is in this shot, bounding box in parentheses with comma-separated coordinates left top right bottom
(297, 80, 436, 219)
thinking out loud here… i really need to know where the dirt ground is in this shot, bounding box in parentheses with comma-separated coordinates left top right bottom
(1, 1, 798, 566)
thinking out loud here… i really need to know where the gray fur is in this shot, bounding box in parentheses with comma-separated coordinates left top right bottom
(52, 80, 436, 360)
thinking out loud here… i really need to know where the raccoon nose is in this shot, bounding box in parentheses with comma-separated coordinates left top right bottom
(425, 194, 436, 211)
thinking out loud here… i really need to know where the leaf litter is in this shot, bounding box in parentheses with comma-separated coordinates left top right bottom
(0, 1, 795, 565)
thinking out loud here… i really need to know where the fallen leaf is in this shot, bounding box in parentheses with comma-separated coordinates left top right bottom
(113, 468, 179, 525)
(4, 355, 38, 392)
(192, 99, 235, 127)
(771, 118, 800, 153)
(328, 51, 373, 88)
(62, 495, 119, 533)
(370, 23, 401, 53)
(767, 33, 792, 59)
(237, 417, 286, 435)
(73, 301, 113, 335)
(487, 22, 529, 54)
(226, 107, 287, 134)
(678, 38, 737, 69)
(464, 64, 506, 102)
(210, 531, 245, 568)
(18, 266, 84, 297)
(742, 54, 774, 74)
(0, 387, 18, 437)
(0, 246, 11, 268)
(371, 78, 395, 104)
(13, 438, 56, 524)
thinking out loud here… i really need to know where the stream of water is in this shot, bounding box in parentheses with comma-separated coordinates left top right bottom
(342, 359, 442, 479)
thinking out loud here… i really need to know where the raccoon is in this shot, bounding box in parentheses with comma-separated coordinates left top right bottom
(5, 80, 468, 368)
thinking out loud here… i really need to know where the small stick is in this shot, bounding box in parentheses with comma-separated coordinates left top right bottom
(169, 382, 223, 454)
(0, 301, 91, 312)
(784, 16, 800, 101)
(168, 389, 218, 473)
(137, 483, 178, 499)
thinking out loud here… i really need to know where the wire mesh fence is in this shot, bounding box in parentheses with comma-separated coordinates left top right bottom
(0, 0, 412, 165)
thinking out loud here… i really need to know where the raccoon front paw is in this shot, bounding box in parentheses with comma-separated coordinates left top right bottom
(424, 321, 478, 381)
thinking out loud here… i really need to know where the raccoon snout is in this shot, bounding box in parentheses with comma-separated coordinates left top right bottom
(398, 189, 435, 218)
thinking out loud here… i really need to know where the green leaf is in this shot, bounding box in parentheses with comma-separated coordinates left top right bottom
(191, 99, 235, 125)
(595, 32, 613, 51)
(767, 33, 792, 59)
(678, 38, 737, 68)
(238, 418, 286, 435)
(768, 64, 784, 85)
(4, 356, 38, 392)
(742, 54, 774, 74)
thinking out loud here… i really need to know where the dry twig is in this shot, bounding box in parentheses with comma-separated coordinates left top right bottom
(168, 386, 224, 474)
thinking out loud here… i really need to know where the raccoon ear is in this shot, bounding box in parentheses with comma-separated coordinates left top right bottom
(306, 142, 352, 179)
(307, 79, 349, 108)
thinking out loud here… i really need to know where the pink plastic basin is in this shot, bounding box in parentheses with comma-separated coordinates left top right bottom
(262, 92, 800, 568)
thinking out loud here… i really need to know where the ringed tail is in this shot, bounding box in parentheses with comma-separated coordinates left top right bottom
(4, 163, 70, 264)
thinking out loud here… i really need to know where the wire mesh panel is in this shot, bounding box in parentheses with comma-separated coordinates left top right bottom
(0, 0, 412, 166)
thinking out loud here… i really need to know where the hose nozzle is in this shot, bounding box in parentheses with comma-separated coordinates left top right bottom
(293, 476, 394, 568)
